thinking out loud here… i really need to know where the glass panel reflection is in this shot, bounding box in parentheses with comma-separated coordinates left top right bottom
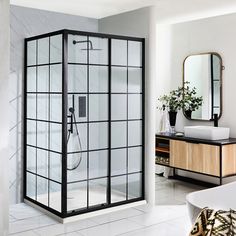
(128, 68, 142, 93)
(27, 94, 36, 119)
(111, 122, 127, 148)
(37, 66, 49, 92)
(27, 120, 36, 146)
(111, 176, 126, 203)
(37, 121, 48, 149)
(111, 149, 126, 176)
(50, 64, 62, 92)
(67, 181, 87, 212)
(27, 172, 36, 200)
(50, 152, 62, 183)
(89, 66, 108, 92)
(27, 41, 36, 66)
(38, 37, 49, 65)
(49, 181, 61, 212)
(27, 67, 37, 92)
(37, 94, 49, 121)
(111, 95, 127, 120)
(27, 147, 36, 173)
(50, 35, 62, 63)
(128, 41, 142, 67)
(37, 149, 48, 178)
(128, 94, 142, 120)
(67, 152, 87, 183)
(89, 122, 108, 150)
(111, 39, 127, 66)
(68, 65, 87, 93)
(89, 150, 108, 179)
(128, 173, 142, 200)
(111, 67, 127, 93)
(49, 123, 62, 152)
(89, 178, 107, 207)
(128, 147, 142, 173)
(37, 176, 48, 206)
(128, 121, 142, 146)
(89, 94, 108, 121)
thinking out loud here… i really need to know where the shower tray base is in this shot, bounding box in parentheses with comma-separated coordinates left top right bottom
(24, 199, 147, 224)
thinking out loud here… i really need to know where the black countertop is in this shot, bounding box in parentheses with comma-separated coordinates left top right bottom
(156, 132, 236, 146)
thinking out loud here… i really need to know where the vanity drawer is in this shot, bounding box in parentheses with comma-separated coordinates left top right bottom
(170, 140, 220, 176)
(170, 140, 188, 169)
(188, 143, 220, 176)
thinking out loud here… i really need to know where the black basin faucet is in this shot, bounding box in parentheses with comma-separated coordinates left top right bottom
(213, 114, 218, 127)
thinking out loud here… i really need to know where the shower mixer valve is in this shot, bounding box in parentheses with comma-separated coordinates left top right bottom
(68, 107, 74, 134)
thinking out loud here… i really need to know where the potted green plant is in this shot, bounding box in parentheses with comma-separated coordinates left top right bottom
(158, 87, 183, 132)
(182, 81, 203, 119)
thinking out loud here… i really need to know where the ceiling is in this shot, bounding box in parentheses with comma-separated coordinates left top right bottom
(10, 0, 154, 19)
(10, 0, 236, 21)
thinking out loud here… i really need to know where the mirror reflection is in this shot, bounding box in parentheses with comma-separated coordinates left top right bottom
(183, 53, 222, 120)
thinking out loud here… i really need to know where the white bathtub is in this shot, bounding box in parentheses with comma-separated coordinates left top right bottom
(186, 181, 236, 223)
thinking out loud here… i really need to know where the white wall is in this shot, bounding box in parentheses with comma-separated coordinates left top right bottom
(0, 0, 10, 234)
(99, 6, 157, 205)
(156, 12, 236, 184)
(10, 5, 98, 204)
(156, 12, 236, 134)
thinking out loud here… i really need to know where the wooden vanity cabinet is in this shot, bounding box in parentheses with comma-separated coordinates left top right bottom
(156, 133, 236, 185)
(170, 140, 220, 176)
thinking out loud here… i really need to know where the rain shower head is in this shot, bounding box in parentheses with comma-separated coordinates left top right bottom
(72, 40, 102, 51)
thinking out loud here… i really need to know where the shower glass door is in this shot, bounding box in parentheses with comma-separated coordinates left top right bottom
(67, 34, 109, 213)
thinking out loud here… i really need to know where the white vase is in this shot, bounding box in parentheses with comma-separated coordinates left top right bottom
(159, 110, 171, 133)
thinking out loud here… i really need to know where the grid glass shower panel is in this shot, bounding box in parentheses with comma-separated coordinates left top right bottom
(25, 33, 63, 213)
(111, 39, 143, 203)
(67, 35, 109, 213)
(25, 30, 144, 218)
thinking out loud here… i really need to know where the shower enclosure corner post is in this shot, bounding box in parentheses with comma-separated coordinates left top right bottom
(62, 31, 68, 216)
(141, 38, 145, 201)
(107, 38, 112, 205)
(23, 38, 28, 200)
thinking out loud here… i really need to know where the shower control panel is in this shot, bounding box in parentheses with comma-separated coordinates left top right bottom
(79, 96, 86, 118)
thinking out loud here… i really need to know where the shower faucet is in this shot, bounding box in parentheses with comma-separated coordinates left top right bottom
(68, 107, 74, 134)
(68, 95, 75, 134)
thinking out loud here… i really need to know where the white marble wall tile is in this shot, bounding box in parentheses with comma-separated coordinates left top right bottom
(9, 5, 98, 204)
(0, 0, 10, 234)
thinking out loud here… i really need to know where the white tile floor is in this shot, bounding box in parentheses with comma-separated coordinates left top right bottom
(9, 176, 206, 236)
(155, 175, 205, 206)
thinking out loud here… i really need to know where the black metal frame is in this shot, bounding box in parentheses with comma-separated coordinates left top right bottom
(210, 54, 221, 119)
(24, 29, 145, 219)
(182, 52, 223, 121)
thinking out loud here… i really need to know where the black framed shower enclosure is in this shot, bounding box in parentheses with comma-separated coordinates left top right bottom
(24, 29, 145, 219)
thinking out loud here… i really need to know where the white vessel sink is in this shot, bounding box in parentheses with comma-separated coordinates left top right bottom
(184, 126, 230, 140)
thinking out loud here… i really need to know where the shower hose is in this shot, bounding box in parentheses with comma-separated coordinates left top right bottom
(67, 108, 83, 171)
